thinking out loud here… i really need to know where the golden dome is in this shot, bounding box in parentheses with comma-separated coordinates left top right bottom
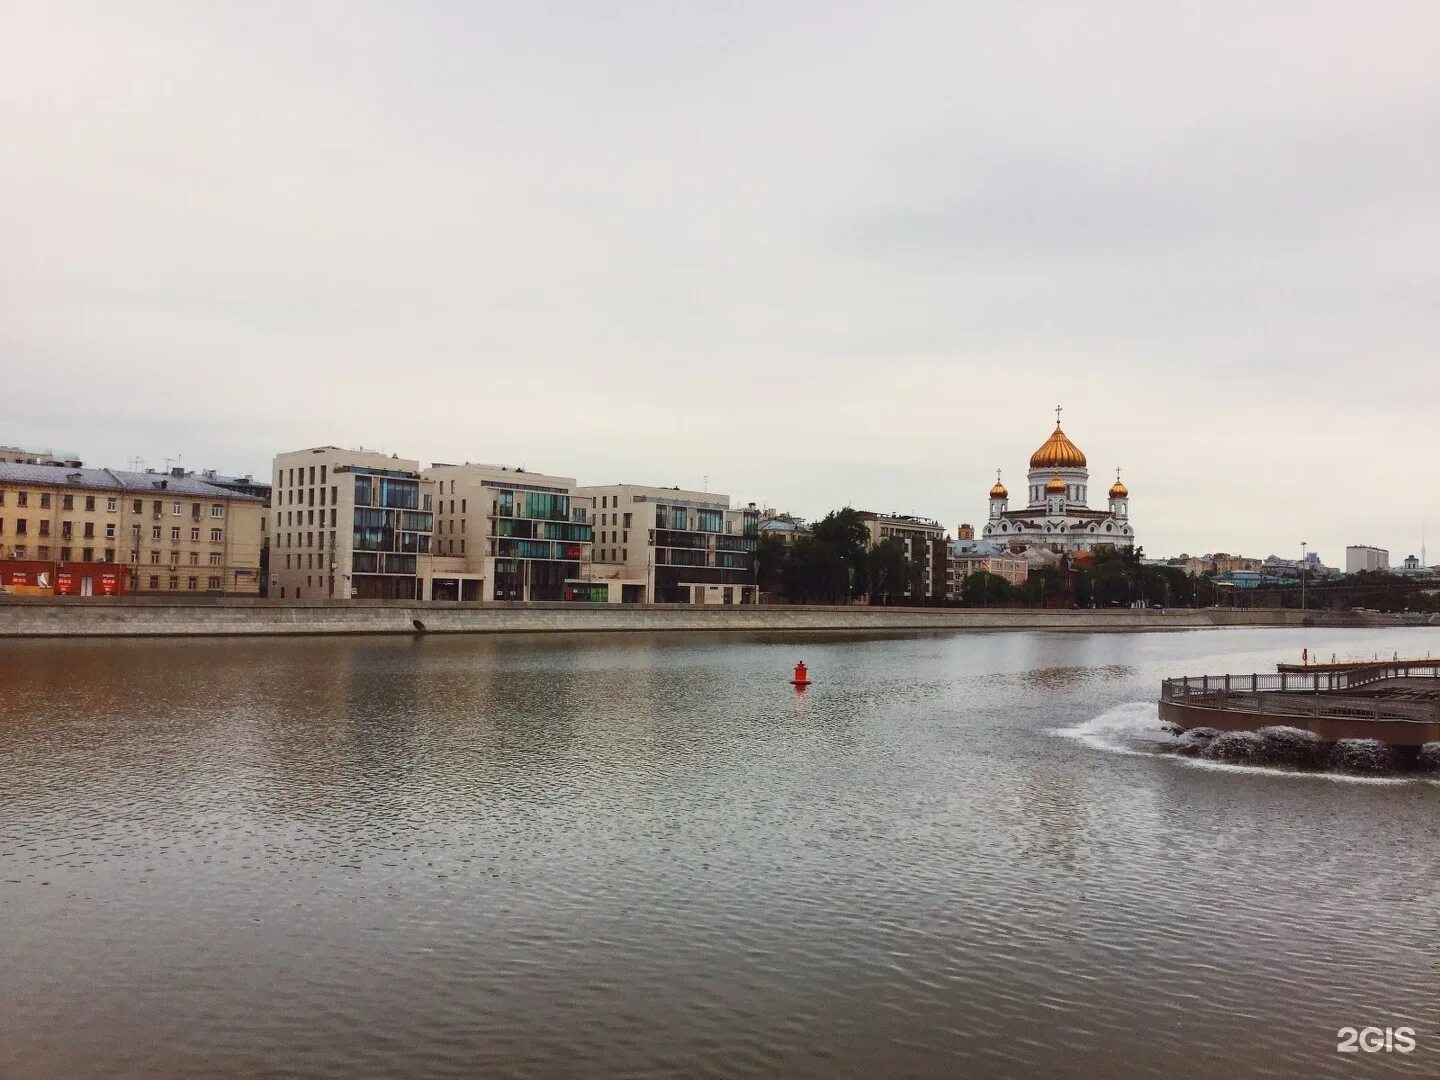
(1044, 474, 1067, 494)
(989, 471, 1008, 499)
(1109, 479, 1128, 498)
(1029, 423, 1087, 469)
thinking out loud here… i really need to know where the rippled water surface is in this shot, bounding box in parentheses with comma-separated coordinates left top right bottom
(3, 627, 1438, 1078)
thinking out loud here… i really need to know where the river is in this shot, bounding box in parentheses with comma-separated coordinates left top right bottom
(2, 626, 1437, 1078)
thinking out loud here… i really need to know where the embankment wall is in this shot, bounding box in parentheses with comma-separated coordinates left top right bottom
(0, 598, 1325, 638)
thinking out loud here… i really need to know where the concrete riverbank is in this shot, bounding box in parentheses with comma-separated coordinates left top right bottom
(0, 597, 1350, 638)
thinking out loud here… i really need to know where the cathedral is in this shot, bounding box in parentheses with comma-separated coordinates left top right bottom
(982, 409, 1134, 555)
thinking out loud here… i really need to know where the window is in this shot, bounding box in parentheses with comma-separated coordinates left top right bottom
(82, 522, 93, 538)
(169, 576, 178, 590)
(13, 545, 24, 558)
(171, 502, 181, 516)
(40, 492, 52, 509)
(190, 528, 200, 541)
(319, 465, 326, 483)
(461, 498, 466, 513)
(17, 492, 27, 507)
(104, 548, 114, 562)
(60, 546, 71, 561)
(209, 552, 221, 566)
(38, 545, 50, 559)
(16, 518, 26, 534)
(39, 520, 50, 536)
(170, 527, 180, 541)
(150, 551, 161, 564)
(105, 524, 116, 539)
(191, 503, 200, 517)
(62, 494, 73, 510)
(133, 499, 142, 513)
(151, 526, 161, 540)
(189, 552, 199, 565)
(149, 576, 160, 589)
(84, 495, 94, 511)
(187, 577, 198, 590)
(82, 547, 93, 561)
(208, 576, 221, 590)
(130, 524, 140, 538)
(153, 500, 162, 515)
(106, 497, 117, 512)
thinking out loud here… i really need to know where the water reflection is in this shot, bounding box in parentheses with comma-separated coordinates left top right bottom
(2, 627, 1438, 1078)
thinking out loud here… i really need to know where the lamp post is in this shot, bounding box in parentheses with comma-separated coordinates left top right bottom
(1300, 541, 1307, 611)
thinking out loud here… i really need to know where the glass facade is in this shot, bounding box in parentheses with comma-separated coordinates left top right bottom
(349, 467, 431, 581)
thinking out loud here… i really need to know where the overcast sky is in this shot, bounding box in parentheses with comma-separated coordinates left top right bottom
(3, 2, 1437, 564)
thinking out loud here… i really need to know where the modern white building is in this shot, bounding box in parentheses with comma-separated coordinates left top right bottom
(424, 462, 594, 601)
(577, 484, 758, 604)
(1345, 545, 1389, 574)
(982, 410, 1134, 555)
(271, 447, 435, 600)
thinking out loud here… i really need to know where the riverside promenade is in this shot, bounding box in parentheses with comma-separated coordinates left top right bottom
(0, 597, 1332, 638)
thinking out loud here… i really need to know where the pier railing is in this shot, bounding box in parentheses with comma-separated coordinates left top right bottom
(1160, 663, 1440, 724)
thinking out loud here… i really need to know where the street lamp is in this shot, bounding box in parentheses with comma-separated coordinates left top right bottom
(1300, 541, 1307, 611)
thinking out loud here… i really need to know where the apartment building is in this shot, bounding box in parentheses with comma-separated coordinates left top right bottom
(858, 511, 950, 601)
(949, 539, 1029, 589)
(271, 447, 434, 599)
(1, 445, 83, 467)
(0, 462, 263, 594)
(424, 463, 594, 601)
(577, 484, 758, 604)
(1345, 545, 1389, 574)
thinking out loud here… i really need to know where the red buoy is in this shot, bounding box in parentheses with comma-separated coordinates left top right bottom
(791, 660, 811, 688)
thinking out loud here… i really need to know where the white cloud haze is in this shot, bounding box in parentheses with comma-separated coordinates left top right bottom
(3, 2, 1438, 564)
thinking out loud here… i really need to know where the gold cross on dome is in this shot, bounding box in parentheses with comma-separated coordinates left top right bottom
(1055, 405, 1063, 426)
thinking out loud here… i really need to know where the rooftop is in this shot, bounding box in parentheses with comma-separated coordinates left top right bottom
(0, 462, 263, 501)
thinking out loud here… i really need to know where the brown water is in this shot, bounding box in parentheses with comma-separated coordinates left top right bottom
(2, 627, 1438, 1078)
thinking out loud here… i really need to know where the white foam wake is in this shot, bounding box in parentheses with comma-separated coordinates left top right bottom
(1051, 701, 1167, 757)
(1175, 757, 1411, 785)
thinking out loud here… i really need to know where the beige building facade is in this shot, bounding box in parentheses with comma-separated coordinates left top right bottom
(0, 462, 263, 594)
(577, 484, 758, 604)
(859, 511, 951, 601)
(271, 447, 435, 600)
(424, 462, 594, 601)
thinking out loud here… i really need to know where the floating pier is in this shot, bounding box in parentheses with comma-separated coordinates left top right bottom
(1158, 661, 1440, 749)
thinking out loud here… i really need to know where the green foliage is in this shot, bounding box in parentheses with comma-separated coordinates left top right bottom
(780, 537, 850, 604)
(957, 570, 1015, 606)
(810, 507, 869, 599)
(755, 533, 789, 593)
(867, 540, 916, 604)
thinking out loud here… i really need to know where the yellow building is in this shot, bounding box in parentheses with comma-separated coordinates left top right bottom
(0, 463, 264, 594)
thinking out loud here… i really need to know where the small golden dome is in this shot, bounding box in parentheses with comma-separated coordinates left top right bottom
(989, 480, 1008, 499)
(1045, 474, 1067, 494)
(1029, 424, 1087, 469)
(1109, 479, 1128, 498)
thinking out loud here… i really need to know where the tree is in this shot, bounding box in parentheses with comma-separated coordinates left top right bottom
(867, 540, 916, 604)
(781, 537, 850, 604)
(811, 507, 870, 600)
(755, 533, 789, 595)
(958, 570, 1015, 607)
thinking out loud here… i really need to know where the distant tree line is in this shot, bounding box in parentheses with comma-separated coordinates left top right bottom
(757, 512, 1195, 607)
